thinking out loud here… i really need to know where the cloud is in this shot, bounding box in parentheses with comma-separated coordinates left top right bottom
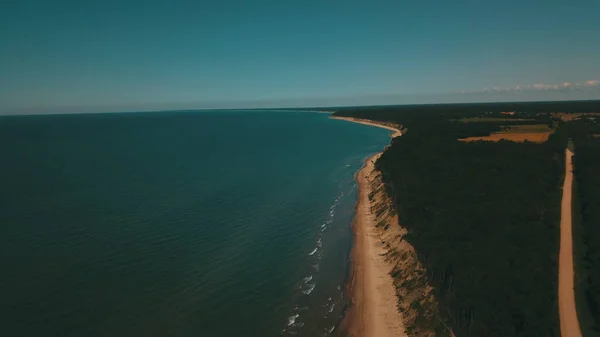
(464, 80, 600, 95)
(533, 83, 559, 90)
(584, 80, 600, 87)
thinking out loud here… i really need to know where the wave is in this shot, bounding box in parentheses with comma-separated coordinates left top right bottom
(303, 283, 316, 295)
(283, 187, 349, 334)
(287, 314, 299, 326)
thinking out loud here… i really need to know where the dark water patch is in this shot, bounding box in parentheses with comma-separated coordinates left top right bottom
(0, 110, 392, 337)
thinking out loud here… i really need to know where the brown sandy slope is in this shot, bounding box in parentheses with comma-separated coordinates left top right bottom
(559, 149, 582, 337)
(344, 153, 408, 337)
(331, 116, 406, 337)
(364, 166, 453, 337)
(331, 116, 449, 337)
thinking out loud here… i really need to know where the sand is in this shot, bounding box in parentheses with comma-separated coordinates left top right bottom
(330, 116, 403, 138)
(344, 153, 407, 337)
(330, 115, 406, 337)
(558, 149, 582, 337)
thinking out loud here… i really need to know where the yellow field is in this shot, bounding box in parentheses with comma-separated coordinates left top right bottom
(454, 117, 535, 123)
(552, 113, 600, 121)
(459, 124, 553, 143)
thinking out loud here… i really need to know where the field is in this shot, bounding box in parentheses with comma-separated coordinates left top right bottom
(552, 112, 600, 121)
(454, 117, 535, 123)
(458, 124, 553, 143)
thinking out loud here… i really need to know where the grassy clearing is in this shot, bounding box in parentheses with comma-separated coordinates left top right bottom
(459, 124, 554, 143)
(552, 112, 600, 121)
(454, 117, 535, 123)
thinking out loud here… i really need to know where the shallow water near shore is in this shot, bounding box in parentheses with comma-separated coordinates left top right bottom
(0, 110, 392, 337)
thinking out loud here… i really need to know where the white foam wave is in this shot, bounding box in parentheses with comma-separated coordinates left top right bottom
(287, 314, 299, 326)
(317, 238, 322, 247)
(308, 248, 318, 256)
(302, 283, 316, 295)
(303, 275, 313, 283)
(329, 303, 335, 312)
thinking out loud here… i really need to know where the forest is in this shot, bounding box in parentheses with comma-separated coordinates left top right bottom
(332, 101, 600, 336)
(568, 117, 600, 336)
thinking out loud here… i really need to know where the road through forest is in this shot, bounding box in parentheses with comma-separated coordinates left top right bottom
(558, 148, 582, 337)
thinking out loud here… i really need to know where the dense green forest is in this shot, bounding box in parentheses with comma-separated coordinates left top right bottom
(569, 117, 600, 336)
(331, 101, 600, 336)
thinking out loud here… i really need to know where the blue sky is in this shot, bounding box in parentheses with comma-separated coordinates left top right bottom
(1, 0, 600, 113)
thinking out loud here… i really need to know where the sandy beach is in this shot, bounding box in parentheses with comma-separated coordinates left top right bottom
(332, 115, 406, 337)
(346, 152, 408, 337)
(330, 116, 403, 139)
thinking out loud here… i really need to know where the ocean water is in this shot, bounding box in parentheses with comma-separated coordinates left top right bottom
(0, 110, 392, 337)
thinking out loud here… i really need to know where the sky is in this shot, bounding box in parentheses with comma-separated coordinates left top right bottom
(1, 0, 600, 114)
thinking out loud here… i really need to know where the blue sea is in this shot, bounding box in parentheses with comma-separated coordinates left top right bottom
(0, 110, 392, 337)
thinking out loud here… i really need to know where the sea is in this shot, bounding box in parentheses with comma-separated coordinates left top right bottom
(0, 109, 393, 337)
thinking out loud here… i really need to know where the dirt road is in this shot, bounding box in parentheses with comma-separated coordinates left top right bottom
(558, 148, 582, 337)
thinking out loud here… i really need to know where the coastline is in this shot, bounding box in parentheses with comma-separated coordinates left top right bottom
(331, 116, 406, 337)
(330, 116, 403, 139)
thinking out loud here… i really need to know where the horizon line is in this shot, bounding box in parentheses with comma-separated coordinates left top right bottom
(2, 98, 600, 117)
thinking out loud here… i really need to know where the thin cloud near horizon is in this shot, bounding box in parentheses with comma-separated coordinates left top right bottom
(463, 80, 600, 95)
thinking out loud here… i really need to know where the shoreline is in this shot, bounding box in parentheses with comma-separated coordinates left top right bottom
(330, 116, 403, 139)
(331, 116, 406, 337)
